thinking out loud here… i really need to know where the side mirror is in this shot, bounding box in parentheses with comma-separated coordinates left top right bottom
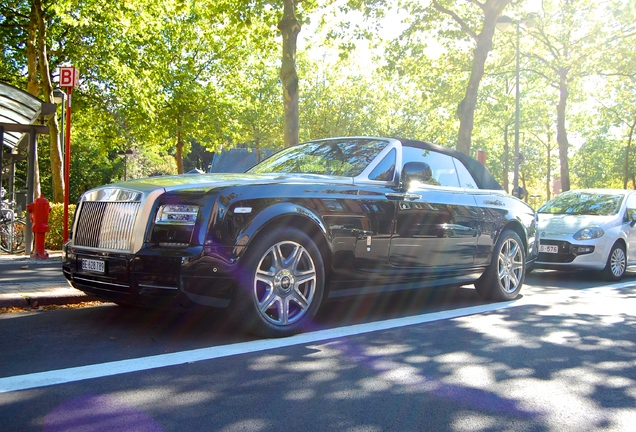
(631, 213, 636, 228)
(401, 162, 433, 190)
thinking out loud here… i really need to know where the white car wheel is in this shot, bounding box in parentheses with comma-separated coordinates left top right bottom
(603, 243, 626, 281)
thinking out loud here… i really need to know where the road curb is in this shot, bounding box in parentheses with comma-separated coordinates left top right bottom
(0, 288, 99, 309)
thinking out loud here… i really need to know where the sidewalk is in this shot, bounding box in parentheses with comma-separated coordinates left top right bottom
(0, 250, 96, 309)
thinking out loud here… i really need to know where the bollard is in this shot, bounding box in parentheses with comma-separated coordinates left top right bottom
(26, 195, 51, 260)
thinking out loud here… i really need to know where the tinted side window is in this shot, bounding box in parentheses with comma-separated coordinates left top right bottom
(454, 159, 479, 189)
(369, 149, 396, 181)
(402, 147, 460, 187)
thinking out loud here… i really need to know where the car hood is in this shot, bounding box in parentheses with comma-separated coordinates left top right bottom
(87, 172, 355, 196)
(538, 213, 616, 236)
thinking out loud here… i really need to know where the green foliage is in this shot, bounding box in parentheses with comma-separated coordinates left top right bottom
(0, 1, 30, 84)
(222, 56, 284, 150)
(45, 203, 75, 250)
(2, 0, 636, 200)
(571, 136, 625, 189)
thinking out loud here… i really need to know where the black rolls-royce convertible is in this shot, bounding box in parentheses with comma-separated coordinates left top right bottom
(63, 137, 537, 337)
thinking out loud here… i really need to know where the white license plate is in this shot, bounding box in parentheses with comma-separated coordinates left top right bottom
(82, 258, 105, 273)
(539, 245, 559, 254)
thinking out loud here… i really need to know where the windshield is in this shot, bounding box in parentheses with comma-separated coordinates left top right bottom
(247, 139, 389, 177)
(538, 191, 624, 216)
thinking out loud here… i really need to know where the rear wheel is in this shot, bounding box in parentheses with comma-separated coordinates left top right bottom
(602, 243, 626, 281)
(475, 229, 525, 301)
(231, 227, 325, 338)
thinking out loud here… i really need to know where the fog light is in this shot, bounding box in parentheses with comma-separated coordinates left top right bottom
(571, 245, 594, 255)
(158, 242, 190, 248)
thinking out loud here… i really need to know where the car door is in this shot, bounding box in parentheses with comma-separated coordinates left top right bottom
(388, 148, 482, 272)
(350, 148, 398, 273)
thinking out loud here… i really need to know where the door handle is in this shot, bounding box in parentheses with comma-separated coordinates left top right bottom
(351, 228, 374, 238)
(385, 192, 422, 201)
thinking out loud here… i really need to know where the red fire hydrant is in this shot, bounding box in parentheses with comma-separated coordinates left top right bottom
(26, 195, 51, 260)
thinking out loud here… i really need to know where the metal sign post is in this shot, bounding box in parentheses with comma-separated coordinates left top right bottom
(59, 66, 79, 243)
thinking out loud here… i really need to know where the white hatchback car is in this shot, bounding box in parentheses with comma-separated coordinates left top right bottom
(536, 189, 636, 281)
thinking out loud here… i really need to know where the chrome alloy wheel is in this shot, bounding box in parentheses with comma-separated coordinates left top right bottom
(253, 240, 317, 326)
(609, 246, 626, 278)
(497, 237, 524, 293)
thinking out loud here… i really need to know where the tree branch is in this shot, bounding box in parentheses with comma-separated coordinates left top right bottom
(431, 0, 478, 41)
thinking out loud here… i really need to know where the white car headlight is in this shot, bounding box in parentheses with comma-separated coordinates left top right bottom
(573, 227, 604, 240)
(155, 204, 199, 225)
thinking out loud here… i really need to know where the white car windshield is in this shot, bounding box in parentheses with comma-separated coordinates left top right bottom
(538, 192, 624, 216)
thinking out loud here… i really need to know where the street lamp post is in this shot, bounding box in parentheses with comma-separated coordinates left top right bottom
(513, 21, 521, 198)
(118, 149, 133, 181)
(497, 16, 522, 198)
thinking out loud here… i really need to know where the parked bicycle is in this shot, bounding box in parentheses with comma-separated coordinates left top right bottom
(0, 188, 27, 254)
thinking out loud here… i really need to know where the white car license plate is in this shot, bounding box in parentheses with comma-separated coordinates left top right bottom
(539, 245, 559, 254)
(82, 258, 105, 273)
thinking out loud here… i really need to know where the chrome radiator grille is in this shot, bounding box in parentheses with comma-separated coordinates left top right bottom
(73, 201, 141, 251)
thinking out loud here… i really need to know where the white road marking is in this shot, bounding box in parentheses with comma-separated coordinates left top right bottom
(0, 300, 525, 394)
(2, 281, 633, 395)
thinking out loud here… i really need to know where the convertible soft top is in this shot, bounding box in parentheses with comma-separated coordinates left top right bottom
(398, 138, 504, 191)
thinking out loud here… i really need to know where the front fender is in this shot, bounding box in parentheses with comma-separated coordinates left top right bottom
(228, 201, 329, 261)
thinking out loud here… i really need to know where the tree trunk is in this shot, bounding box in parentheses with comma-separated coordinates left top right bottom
(456, 31, 494, 155)
(502, 122, 510, 192)
(26, 3, 39, 96)
(623, 120, 635, 189)
(278, 0, 301, 148)
(546, 126, 552, 201)
(520, 172, 527, 202)
(26, 1, 41, 198)
(556, 68, 570, 192)
(34, 0, 64, 203)
(447, 0, 512, 155)
(176, 117, 184, 174)
(546, 150, 551, 200)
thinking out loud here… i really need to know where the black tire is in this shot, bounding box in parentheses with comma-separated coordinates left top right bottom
(230, 227, 325, 338)
(602, 242, 626, 281)
(475, 229, 525, 301)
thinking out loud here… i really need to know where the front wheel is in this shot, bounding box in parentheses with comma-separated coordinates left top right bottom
(231, 227, 325, 338)
(602, 243, 626, 281)
(475, 229, 525, 301)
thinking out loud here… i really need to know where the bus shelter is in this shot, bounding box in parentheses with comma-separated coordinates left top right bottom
(0, 81, 56, 255)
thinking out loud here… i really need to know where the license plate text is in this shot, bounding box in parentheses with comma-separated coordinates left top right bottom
(539, 245, 559, 254)
(82, 258, 105, 273)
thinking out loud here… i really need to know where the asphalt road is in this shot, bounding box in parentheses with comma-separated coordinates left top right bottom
(1, 270, 635, 431)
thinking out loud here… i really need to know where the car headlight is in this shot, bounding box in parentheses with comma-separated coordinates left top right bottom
(151, 204, 200, 246)
(155, 204, 199, 225)
(573, 227, 604, 240)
